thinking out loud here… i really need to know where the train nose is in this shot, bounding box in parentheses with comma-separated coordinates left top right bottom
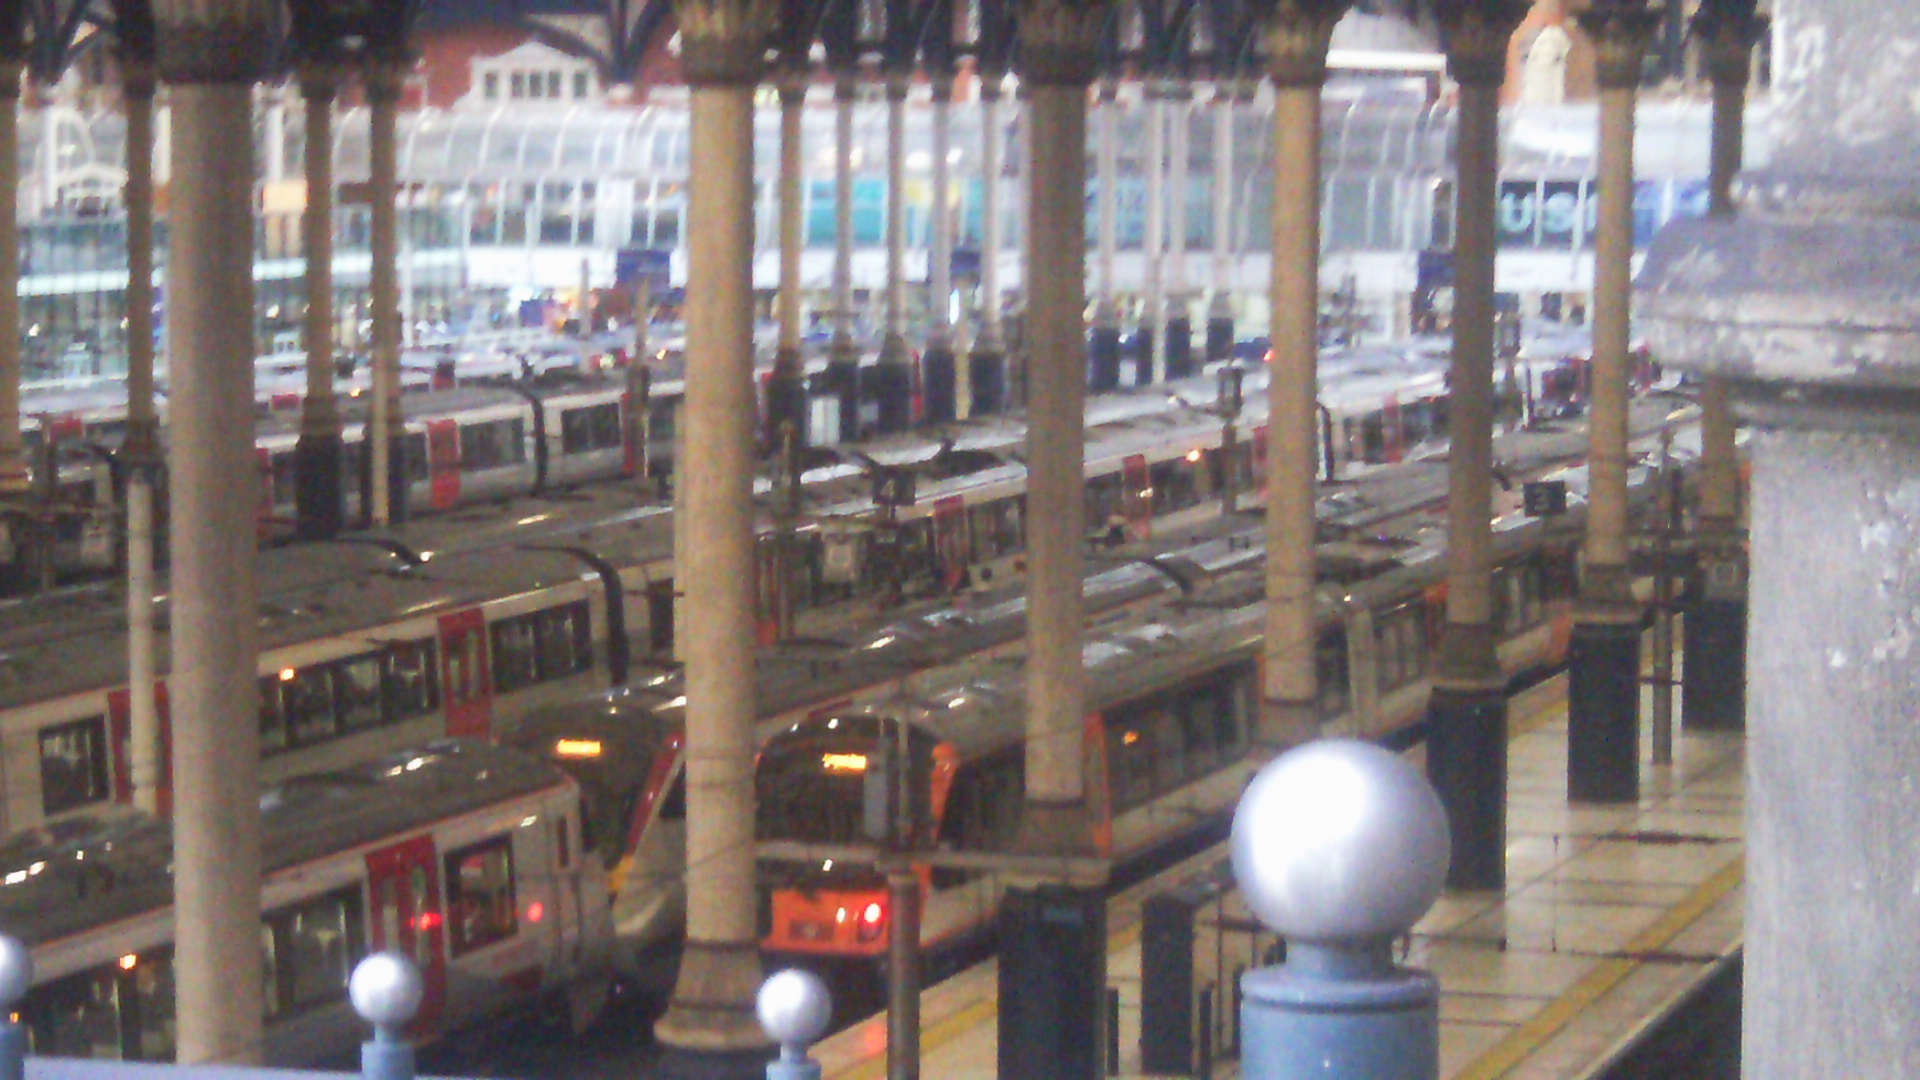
(855, 899, 886, 944)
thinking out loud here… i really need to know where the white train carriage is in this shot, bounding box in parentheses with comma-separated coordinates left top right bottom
(4, 739, 613, 1066)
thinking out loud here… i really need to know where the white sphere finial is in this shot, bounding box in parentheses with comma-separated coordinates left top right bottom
(349, 952, 425, 1031)
(0, 936, 31, 1010)
(1231, 739, 1450, 943)
(756, 968, 832, 1058)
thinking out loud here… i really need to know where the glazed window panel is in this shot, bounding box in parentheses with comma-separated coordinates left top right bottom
(263, 887, 366, 1016)
(282, 667, 338, 746)
(259, 676, 287, 754)
(40, 716, 111, 815)
(445, 837, 518, 956)
(490, 617, 540, 693)
(382, 639, 439, 718)
(333, 654, 383, 731)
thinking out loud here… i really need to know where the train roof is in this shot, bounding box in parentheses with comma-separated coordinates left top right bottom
(0, 739, 569, 948)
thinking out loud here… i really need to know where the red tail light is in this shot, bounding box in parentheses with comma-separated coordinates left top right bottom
(856, 899, 886, 943)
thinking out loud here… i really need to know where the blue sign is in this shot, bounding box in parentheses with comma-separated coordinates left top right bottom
(615, 248, 671, 290)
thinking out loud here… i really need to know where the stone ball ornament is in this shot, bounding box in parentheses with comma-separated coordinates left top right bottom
(349, 952, 425, 1031)
(0, 935, 30, 1008)
(757, 967, 833, 1055)
(1231, 739, 1451, 943)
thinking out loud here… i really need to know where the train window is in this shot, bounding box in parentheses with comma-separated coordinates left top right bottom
(557, 815, 571, 869)
(933, 750, 1023, 885)
(262, 886, 365, 1017)
(283, 666, 338, 746)
(461, 419, 528, 471)
(445, 628, 483, 704)
(400, 433, 430, 483)
(1106, 722, 1156, 811)
(334, 655, 383, 731)
(1316, 632, 1351, 721)
(659, 771, 686, 820)
(20, 966, 124, 1059)
(39, 716, 110, 815)
(969, 497, 1023, 560)
(1146, 705, 1190, 791)
(445, 837, 519, 956)
(382, 639, 439, 718)
(128, 952, 175, 1060)
(491, 601, 593, 694)
(269, 452, 297, 505)
(1150, 460, 1200, 514)
(561, 403, 624, 455)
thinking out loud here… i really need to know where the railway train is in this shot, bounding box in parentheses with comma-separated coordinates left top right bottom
(0, 339, 1646, 841)
(1, 739, 614, 1065)
(500, 393, 1695, 978)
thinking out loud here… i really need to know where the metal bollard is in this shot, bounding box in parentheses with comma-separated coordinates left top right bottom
(0, 936, 32, 1080)
(1230, 741, 1450, 1080)
(758, 969, 833, 1080)
(349, 953, 424, 1080)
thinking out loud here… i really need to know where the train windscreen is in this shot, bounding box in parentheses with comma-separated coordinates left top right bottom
(504, 716, 674, 869)
(755, 716, 933, 892)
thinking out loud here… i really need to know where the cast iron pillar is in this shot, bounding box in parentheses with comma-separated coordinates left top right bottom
(295, 61, 344, 538)
(0, 51, 28, 594)
(1638, 4, 1920, 1073)
(766, 73, 810, 450)
(1089, 82, 1121, 393)
(1566, 1, 1656, 805)
(155, 2, 273, 1061)
(121, 54, 163, 815)
(1001, 5, 1110, 1076)
(1425, 0, 1527, 893)
(922, 71, 957, 422)
(872, 75, 914, 434)
(1205, 82, 1236, 363)
(1261, 2, 1346, 753)
(968, 76, 1008, 416)
(1680, 0, 1761, 734)
(823, 74, 861, 437)
(365, 54, 407, 526)
(1163, 83, 1194, 380)
(653, 2, 776, 1075)
(1140, 83, 1166, 385)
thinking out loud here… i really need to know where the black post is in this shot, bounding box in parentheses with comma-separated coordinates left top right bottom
(922, 343, 957, 423)
(1089, 325, 1122, 393)
(1426, 685, 1509, 890)
(998, 885, 1105, 1080)
(1165, 314, 1194, 379)
(1139, 894, 1196, 1074)
(1567, 621, 1642, 802)
(1682, 554, 1747, 732)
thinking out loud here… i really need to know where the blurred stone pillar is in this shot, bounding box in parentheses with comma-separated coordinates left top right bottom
(766, 72, 809, 449)
(969, 75, 1007, 415)
(1205, 82, 1236, 362)
(365, 56, 405, 525)
(1089, 82, 1121, 394)
(873, 74, 913, 433)
(923, 71, 957, 422)
(295, 61, 343, 538)
(121, 54, 163, 814)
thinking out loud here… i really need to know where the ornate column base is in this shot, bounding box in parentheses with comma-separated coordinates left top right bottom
(817, 337, 862, 442)
(655, 940, 772, 1071)
(1164, 314, 1195, 380)
(1129, 324, 1156, 386)
(871, 333, 915, 433)
(997, 883, 1107, 1080)
(1088, 323, 1122, 393)
(1425, 681, 1508, 892)
(1013, 797, 1097, 858)
(292, 432, 344, 540)
(1567, 614, 1642, 803)
(360, 437, 411, 527)
(921, 341, 957, 423)
(967, 346, 1006, 417)
(1682, 552, 1747, 733)
(764, 347, 810, 450)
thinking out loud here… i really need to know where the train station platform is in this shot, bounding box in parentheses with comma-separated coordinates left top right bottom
(809, 675, 1745, 1080)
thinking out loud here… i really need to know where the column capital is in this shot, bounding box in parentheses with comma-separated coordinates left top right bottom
(119, 54, 159, 98)
(296, 58, 344, 101)
(1575, 2, 1659, 90)
(360, 53, 409, 103)
(1433, 0, 1529, 88)
(1014, 0, 1109, 86)
(1261, 1, 1348, 88)
(674, 0, 774, 86)
(1692, 4, 1765, 88)
(153, 0, 279, 84)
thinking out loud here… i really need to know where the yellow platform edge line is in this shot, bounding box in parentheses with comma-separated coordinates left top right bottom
(1451, 856, 1746, 1080)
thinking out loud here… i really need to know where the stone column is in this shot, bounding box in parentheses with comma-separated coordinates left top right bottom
(295, 63, 343, 539)
(969, 76, 1007, 415)
(366, 57, 405, 526)
(1089, 82, 1122, 393)
(923, 72, 958, 422)
(765, 75, 809, 448)
(1681, 0, 1760, 734)
(121, 57, 162, 815)
(872, 75, 913, 433)
(1140, 85, 1166, 385)
(652, 3, 772, 1073)
(1639, 8, 1920, 1074)
(1205, 82, 1235, 363)
(1425, 0, 1526, 893)
(824, 75, 860, 437)
(1014, 0, 1103, 855)
(154, 4, 270, 1061)
(1261, 6, 1344, 754)
(1566, 3, 1655, 804)
(1164, 83, 1193, 379)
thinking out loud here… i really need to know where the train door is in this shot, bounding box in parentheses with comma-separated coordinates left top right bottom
(1121, 454, 1153, 540)
(108, 683, 172, 813)
(365, 835, 447, 1031)
(932, 496, 970, 590)
(1252, 426, 1269, 494)
(646, 579, 675, 654)
(1383, 393, 1404, 463)
(438, 609, 493, 737)
(428, 419, 462, 510)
